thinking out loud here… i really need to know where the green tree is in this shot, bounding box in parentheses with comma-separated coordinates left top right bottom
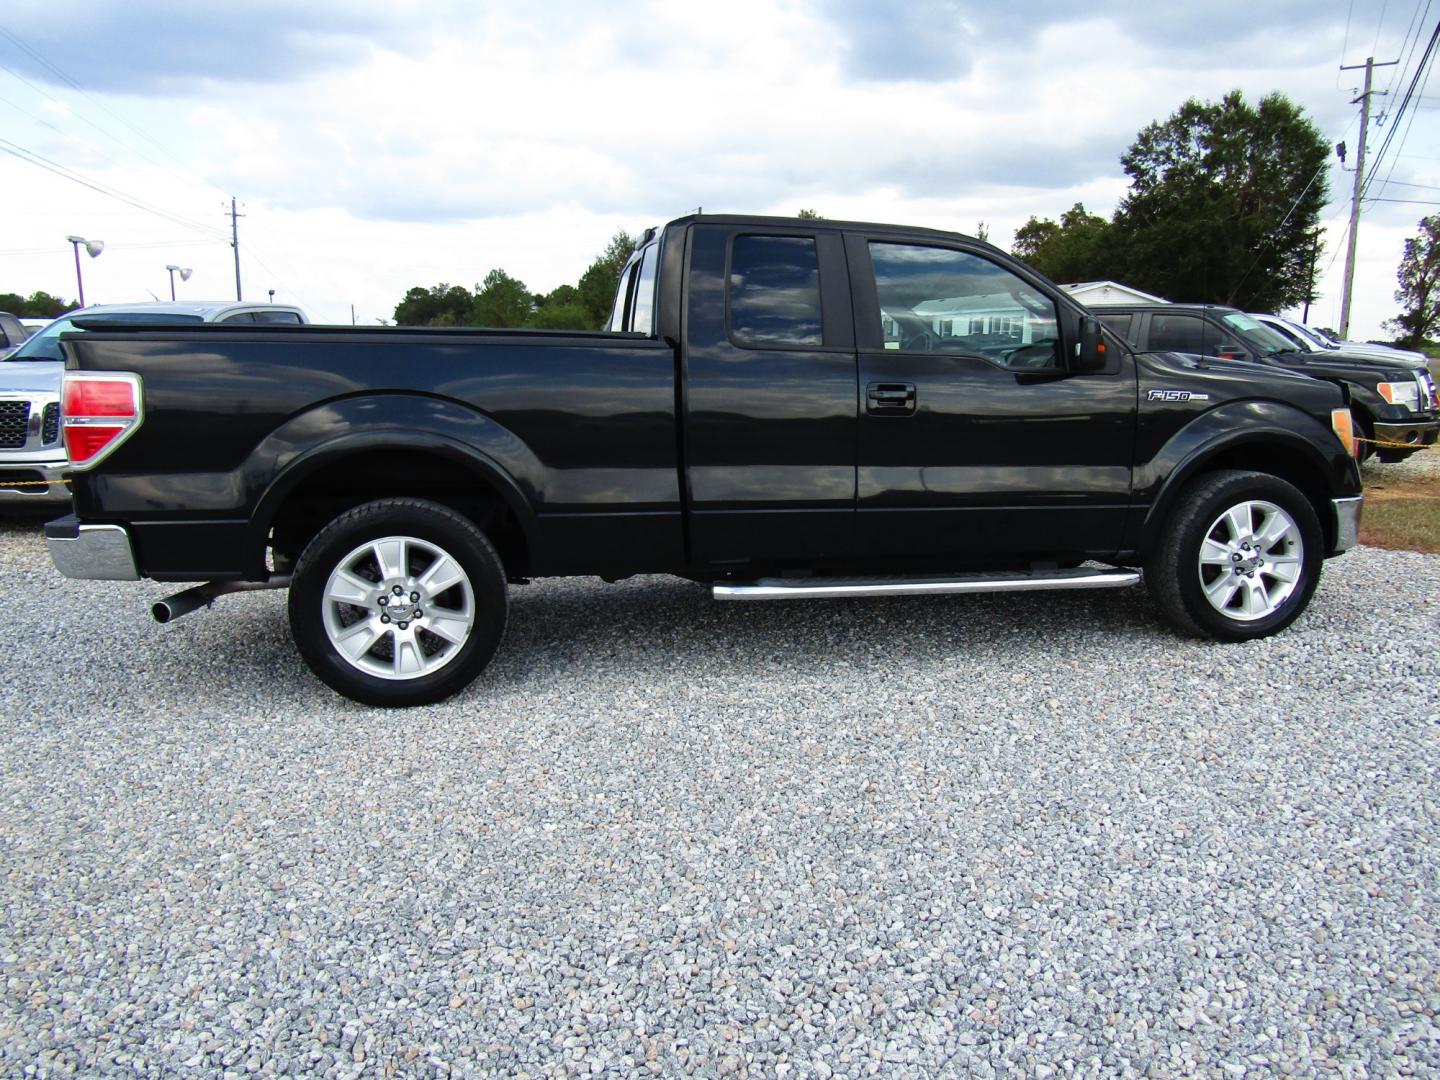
(797, 208, 823, 219)
(1110, 90, 1329, 310)
(393, 283, 474, 326)
(576, 230, 639, 327)
(524, 284, 590, 330)
(1011, 203, 1113, 282)
(526, 301, 593, 329)
(1385, 213, 1440, 348)
(0, 290, 76, 317)
(469, 269, 533, 328)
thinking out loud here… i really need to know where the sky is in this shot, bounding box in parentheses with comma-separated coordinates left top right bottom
(1, 1, 1436, 338)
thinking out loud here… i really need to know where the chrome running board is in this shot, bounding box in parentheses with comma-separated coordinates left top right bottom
(712, 568, 1141, 601)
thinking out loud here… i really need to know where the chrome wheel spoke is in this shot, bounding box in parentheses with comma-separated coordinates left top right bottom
(1203, 573, 1240, 609)
(335, 618, 385, 661)
(1241, 577, 1272, 616)
(371, 538, 407, 582)
(1266, 553, 1303, 582)
(1254, 510, 1292, 552)
(1199, 537, 1232, 567)
(393, 629, 426, 677)
(1223, 505, 1253, 543)
(327, 569, 375, 607)
(425, 611, 472, 646)
(418, 553, 465, 596)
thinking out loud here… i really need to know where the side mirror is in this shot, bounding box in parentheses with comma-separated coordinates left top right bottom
(1075, 316, 1107, 372)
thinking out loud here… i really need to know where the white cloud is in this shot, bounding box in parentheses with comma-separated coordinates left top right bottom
(1, 2, 1435, 336)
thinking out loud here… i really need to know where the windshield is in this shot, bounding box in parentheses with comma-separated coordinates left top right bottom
(8, 311, 204, 361)
(1278, 319, 1330, 350)
(1220, 312, 1300, 357)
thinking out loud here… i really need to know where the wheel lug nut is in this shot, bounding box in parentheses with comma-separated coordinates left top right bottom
(393, 585, 403, 595)
(378, 596, 388, 606)
(398, 621, 409, 630)
(381, 614, 390, 623)
(410, 592, 419, 602)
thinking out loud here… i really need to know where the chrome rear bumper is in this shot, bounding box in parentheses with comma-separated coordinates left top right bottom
(45, 519, 139, 580)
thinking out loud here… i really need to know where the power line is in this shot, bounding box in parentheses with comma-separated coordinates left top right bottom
(1369, 177, 1440, 190)
(1373, 0, 1392, 58)
(0, 239, 220, 256)
(0, 27, 210, 190)
(0, 135, 228, 239)
(1361, 20, 1440, 202)
(1378, 0, 1431, 99)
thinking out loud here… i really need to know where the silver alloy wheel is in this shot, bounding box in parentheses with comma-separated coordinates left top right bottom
(320, 534, 476, 680)
(1196, 499, 1304, 621)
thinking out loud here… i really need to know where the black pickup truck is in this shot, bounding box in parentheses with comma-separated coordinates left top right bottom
(46, 214, 1362, 705)
(1089, 303, 1439, 462)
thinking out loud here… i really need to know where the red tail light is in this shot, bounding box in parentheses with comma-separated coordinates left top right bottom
(62, 373, 143, 467)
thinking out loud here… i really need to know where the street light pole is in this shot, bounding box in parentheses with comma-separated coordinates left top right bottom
(65, 235, 104, 307)
(165, 265, 193, 301)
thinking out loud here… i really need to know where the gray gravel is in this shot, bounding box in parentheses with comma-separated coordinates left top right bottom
(1, 514, 1438, 1078)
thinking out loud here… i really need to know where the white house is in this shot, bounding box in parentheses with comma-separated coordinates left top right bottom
(1062, 281, 1167, 306)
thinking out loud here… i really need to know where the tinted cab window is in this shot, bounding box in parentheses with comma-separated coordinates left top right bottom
(727, 235, 823, 346)
(867, 243, 1060, 370)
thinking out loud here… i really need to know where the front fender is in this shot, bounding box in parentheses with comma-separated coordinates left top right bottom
(1132, 400, 1359, 556)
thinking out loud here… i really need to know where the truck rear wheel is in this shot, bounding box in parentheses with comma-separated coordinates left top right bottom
(1145, 470, 1322, 642)
(288, 498, 508, 706)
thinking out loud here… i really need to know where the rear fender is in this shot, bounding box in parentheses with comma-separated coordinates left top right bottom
(246, 394, 541, 566)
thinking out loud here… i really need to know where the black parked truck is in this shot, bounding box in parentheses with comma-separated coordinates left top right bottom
(46, 215, 1363, 706)
(1088, 303, 1439, 463)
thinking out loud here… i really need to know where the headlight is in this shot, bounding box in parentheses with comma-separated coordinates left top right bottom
(1415, 369, 1438, 410)
(1376, 380, 1422, 410)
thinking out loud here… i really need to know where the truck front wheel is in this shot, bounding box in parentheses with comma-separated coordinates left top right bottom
(1145, 470, 1322, 642)
(288, 498, 508, 706)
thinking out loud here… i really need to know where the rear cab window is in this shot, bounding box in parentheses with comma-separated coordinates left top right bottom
(606, 242, 659, 334)
(1148, 314, 1208, 353)
(727, 235, 823, 346)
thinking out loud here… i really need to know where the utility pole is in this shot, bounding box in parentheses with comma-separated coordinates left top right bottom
(228, 196, 245, 301)
(1302, 229, 1320, 323)
(1338, 56, 1396, 338)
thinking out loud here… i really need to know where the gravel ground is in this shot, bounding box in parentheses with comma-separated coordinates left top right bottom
(1, 515, 1437, 1078)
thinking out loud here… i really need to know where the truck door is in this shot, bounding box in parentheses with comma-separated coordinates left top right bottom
(682, 224, 858, 568)
(847, 234, 1135, 562)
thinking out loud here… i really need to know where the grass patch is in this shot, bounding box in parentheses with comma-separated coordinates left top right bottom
(1360, 495, 1440, 553)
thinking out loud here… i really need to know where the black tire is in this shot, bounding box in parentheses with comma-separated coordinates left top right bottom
(1144, 470, 1323, 642)
(1354, 413, 1375, 464)
(288, 498, 508, 706)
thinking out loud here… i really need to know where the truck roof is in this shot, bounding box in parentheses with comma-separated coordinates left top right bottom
(670, 213, 986, 246)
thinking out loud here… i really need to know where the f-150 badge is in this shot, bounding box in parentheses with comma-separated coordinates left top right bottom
(1147, 389, 1211, 402)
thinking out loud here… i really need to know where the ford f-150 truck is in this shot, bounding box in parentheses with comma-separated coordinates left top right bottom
(1089, 303, 1439, 463)
(45, 215, 1363, 706)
